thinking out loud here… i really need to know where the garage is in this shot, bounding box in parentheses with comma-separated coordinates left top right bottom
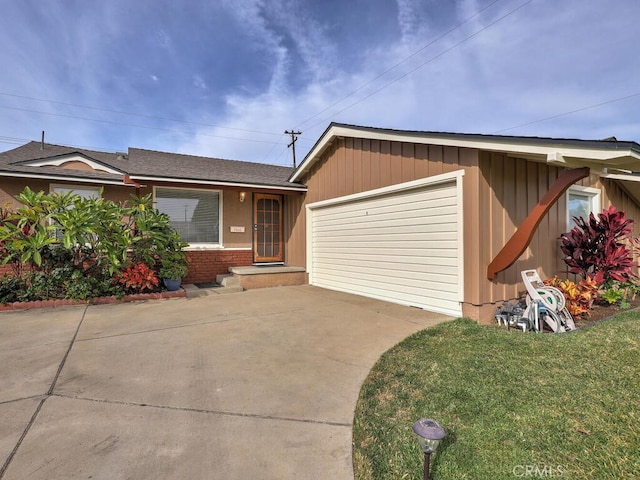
(306, 171, 464, 316)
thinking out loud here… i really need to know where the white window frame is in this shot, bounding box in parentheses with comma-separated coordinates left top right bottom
(50, 184, 102, 199)
(153, 186, 224, 249)
(567, 185, 601, 230)
(50, 184, 102, 243)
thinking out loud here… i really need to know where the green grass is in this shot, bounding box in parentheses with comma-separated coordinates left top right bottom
(353, 314, 640, 479)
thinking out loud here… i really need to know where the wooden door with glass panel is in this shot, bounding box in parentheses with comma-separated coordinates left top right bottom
(253, 194, 283, 262)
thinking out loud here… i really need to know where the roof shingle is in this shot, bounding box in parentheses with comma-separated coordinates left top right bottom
(0, 141, 304, 190)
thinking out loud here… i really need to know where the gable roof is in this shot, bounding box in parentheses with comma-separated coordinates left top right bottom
(290, 122, 640, 182)
(0, 142, 128, 185)
(0, 141, 306, 191)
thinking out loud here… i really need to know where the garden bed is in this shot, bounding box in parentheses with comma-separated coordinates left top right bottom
(0, 289, 186, 312)
(573, 297, 640, 328)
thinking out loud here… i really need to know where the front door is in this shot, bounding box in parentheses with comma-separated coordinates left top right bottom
(253, 193, 283, 263)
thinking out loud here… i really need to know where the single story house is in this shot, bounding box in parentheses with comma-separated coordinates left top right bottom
(0, 139, 307, 285)
(2, 123, 640, 323)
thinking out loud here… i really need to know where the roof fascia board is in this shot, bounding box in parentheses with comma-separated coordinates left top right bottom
(600, 173, 640, 182)
(129, 175, 307, 192)
(290, 125, 640, 182)
(18, 153, 124, 174)
(0, 170, 133, 186)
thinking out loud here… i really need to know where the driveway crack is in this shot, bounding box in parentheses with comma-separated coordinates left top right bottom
(0, 305, 88, 479)
(52, 393, 352, 428)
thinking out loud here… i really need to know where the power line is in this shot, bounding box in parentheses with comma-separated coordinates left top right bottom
(302, 0, 534, 132)
(295, 0, 505, 130)
(491, 91, 640, 134)
(0, 104, 283, 146)
(0, 92, 284, 137)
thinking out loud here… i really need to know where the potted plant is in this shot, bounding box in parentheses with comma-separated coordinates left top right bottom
(158, 240, 189, 291)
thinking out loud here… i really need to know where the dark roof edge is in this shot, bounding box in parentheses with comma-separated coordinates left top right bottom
(327, 122, 640, 152)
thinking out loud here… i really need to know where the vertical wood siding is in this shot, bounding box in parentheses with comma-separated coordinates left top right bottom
(284, 136, 640, 311)
(284, 137, 480, 273)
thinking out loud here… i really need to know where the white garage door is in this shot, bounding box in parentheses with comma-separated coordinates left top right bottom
(306, 171, 464, 316)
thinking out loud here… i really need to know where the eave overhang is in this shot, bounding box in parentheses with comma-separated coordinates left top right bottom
(290, 123, 640, 182)
(0, 170, 134, 187)
(129, 175, 307, 192)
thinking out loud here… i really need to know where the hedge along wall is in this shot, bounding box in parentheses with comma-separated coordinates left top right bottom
(183, 249, 253, 284)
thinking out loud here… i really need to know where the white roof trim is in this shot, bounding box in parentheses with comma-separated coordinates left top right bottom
(600, 173, 640, 182)
(0, 170, 133, 186)
(130, 175, 307, 192)
(291, 124, 640, 182)
(22, 154, 123, 174)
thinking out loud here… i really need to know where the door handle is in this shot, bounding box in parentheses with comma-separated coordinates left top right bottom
(253, 224, 258, 231)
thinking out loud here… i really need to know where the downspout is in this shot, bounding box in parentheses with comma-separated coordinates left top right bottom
(486, 166, 590, 280)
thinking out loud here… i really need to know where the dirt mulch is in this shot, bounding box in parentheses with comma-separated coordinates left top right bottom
(572, 297, 640, 329)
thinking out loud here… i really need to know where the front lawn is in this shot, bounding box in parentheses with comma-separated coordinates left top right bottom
(353, 314, 640, 479)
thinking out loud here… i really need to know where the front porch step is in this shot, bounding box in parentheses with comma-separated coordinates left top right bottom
(227, 265, 306, 290)
(216, 274, 241, 287)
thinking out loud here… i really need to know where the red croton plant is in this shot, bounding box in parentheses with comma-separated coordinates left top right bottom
(116, 263, 159, 293)
(560, 205, 635, 284)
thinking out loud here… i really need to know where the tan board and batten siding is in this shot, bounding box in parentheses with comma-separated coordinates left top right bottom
(284, 137, 640, 322)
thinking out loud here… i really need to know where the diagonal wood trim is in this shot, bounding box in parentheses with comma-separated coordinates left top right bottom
(487, 166, 590, 280)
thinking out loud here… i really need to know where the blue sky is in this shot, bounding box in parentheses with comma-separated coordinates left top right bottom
(0, 0, 638, 166)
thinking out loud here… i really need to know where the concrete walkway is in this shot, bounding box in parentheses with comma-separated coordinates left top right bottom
(0, 285, 452, 479)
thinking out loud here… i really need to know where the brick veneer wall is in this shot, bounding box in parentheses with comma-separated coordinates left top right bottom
(0, 250, 253, 285)
(183, 249, 253, 284)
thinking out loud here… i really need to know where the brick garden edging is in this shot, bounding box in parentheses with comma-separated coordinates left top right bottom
(0, 289, 187, 312)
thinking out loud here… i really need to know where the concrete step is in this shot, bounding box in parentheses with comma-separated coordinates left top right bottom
(216, 274, 241, 287)
(210, 286, 244, 295)
(182, 283, 244, 298)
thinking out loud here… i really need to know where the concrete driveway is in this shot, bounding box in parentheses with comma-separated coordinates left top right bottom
(0, 285, 452, 479)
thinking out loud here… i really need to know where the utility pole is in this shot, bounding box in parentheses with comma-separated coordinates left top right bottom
(285, 129, 301, 168)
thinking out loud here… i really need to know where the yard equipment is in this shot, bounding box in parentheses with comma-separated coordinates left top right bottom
(495, 270, 576, 333)
(520, 270, 575, 333)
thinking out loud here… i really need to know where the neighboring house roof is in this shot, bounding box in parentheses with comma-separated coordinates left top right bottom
(125, 148, 302, 189)
(290, 122, 640, 183)
(0, 141, 306, 192)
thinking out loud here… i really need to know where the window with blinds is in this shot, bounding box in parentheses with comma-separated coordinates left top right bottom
(155, 187, 220, 244)
(52, 185, 101, 199)
(51, 185, 102, 242)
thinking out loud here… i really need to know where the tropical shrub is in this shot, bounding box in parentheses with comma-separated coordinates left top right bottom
(115, 263, 159, 294)
(598, 278, 639, 308)
(545, 275, 599, 318)
(0, 188, 186, 302)
(560, 205, 635, 283)
(158, 231, 189, 280)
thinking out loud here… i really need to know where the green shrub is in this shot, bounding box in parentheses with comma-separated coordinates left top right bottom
(0, 188, 186, 301)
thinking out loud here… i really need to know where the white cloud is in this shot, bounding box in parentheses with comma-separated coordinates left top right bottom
(1, 0, 639, 163)
(193, 75, 207, 90)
